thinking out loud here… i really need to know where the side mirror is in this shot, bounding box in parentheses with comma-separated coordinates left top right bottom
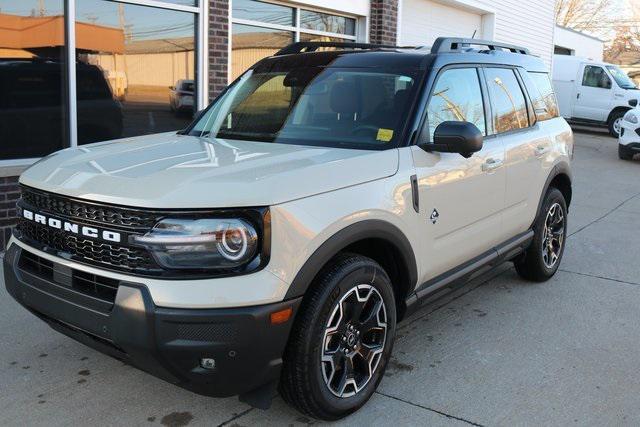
(420, 121, 483, 158)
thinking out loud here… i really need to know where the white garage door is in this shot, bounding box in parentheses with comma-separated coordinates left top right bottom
(400, 0, 483, 47)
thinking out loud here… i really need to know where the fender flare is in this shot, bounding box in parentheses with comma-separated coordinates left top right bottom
(283, 220, 418, 300)
(531, 161, 572, 228)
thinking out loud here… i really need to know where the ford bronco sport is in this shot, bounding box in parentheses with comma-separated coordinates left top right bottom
(4, 38, 573, 420)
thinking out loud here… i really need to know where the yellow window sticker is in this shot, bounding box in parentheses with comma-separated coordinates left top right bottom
(376, 128, 394, 142)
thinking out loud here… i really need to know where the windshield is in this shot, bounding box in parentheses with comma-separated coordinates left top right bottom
(606, 65, 637, 89)
(188, 64, 420, 149)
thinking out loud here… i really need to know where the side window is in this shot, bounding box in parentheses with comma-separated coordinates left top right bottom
(426, 68, 486, 140)
(582, 66, 612, 89)
(485, 68, 529, 134)
(524, 72, 559, 121)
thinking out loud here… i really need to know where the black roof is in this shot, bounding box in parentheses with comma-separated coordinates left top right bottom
(263, 38, 548, 73)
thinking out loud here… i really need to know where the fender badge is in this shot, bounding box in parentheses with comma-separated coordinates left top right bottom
(430, 209, 440, 224)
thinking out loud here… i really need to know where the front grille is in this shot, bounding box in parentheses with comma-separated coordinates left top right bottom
(16, 185, 163, 275)
(15, 185, 269, 278)
(19, 250, 120, 309)
(16, 219, 159, 274)
(22, 186, 159, 231)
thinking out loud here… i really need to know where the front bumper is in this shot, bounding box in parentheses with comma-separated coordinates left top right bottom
(619, 122, 640, 146)
(619, 142, 640, 155)
(3, 244, 301, 398)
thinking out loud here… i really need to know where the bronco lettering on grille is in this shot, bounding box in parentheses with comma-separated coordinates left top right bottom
(21, 208, 122, 243)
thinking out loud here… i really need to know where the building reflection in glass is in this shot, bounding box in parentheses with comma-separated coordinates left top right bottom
(76, 0, 197, 144)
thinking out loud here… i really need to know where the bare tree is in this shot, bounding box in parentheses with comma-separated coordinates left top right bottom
(555, 0, 614, 33)
(603, 1, 640, 63)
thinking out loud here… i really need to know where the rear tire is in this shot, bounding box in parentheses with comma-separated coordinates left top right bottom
(608, 110, 625, 138)
(279, 253, 396, 420)
(619, 144, 635, 160)
(515, 188, 567, 282)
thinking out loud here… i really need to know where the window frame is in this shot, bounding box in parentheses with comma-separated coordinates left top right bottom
(581, 65, 612, 89)
(231, 0, 358, 40)
(230, 0, 360, 83)
(0, 0, 207, 168)
(418, 64, 491, 145)
(481, 65, 535, 137)
(518, 70, 559, 123)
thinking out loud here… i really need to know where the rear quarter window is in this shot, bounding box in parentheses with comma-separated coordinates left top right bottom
(525, 72, 559, 122)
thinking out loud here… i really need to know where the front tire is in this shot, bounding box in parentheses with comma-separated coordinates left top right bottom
(515, 188, 568, 282)
(608, 111, 625, 138)
(619, 144, 635, 160)
(279, 253, 396, 420)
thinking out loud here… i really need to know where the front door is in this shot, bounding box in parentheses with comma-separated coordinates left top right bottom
(412, 67, 506, 282)
(573, 64, 613, 122)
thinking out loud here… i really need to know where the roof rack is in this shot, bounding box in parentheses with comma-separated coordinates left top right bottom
(275, 41, 406, 56)
(431, 37, 530, 55)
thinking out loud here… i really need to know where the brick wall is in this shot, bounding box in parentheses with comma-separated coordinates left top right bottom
(370, 0, 399, 45)
(1, 176, 20, 252)
(208, 0, 230, 101)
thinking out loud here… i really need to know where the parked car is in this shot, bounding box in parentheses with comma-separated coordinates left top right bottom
(0, 60, 123, 158)
(618, 107, 640, 160)
(553, 54, 639, 137)
(169, 79, 195, 115)
(5, 39, 573, 420)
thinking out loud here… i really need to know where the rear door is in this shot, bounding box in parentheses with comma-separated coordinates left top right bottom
(483, 67, 551, 237)
(411, 66, 506, 280)
(573, 64, 613, 121)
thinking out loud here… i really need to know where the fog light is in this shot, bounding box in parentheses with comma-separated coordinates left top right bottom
(200, 358, 216, 370)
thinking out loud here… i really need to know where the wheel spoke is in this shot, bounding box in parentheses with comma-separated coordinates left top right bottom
(335, 355, 355, 396)
(357, 343, 383, 371)
(360, 299, 384, 331)
(346, 298, 365, 323)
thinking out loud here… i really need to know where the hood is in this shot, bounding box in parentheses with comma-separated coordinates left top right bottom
(20, 132, 399, 208)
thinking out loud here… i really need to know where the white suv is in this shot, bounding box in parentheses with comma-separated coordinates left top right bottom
(5, 39, 573, 420)
(619, 108, 640, 160)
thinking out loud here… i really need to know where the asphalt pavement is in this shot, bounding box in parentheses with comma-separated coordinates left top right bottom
(1, 129, 639, 426)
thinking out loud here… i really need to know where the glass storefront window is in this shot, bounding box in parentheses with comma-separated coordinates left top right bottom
(300, 10, 356, 35)
(232, 0, 294, 26)
(0, 0, 67, 160)
(76, 0, 196, 145)
(231, 2, 359, 82)
(231, 23, 294, 81)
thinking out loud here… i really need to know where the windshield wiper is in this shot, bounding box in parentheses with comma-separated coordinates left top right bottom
(215, 130, 278, 142)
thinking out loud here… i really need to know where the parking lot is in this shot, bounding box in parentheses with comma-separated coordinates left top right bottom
(1, 130, 639, 427)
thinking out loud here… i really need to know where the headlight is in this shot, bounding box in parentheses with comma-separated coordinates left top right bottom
(130, 218, 259, 270)
(624, 111, 639, 124)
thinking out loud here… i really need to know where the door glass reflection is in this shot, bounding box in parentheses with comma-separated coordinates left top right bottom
(76, 0, 196, 145)
(0, 0, 67, 160)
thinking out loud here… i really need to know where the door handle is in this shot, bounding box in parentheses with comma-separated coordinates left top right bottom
(482, 158, 503, 172)
(576, 93, 580, 99)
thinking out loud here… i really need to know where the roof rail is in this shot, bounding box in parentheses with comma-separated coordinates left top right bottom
(431, 37, 530, 55)
(275, 41, 406, 56)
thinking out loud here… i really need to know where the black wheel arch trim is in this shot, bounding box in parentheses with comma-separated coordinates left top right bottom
(531, 162, 572, 229)
(283, 220, 418, 300)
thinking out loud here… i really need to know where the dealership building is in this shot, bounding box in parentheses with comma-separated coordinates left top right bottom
(0, 0, 556, 250)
